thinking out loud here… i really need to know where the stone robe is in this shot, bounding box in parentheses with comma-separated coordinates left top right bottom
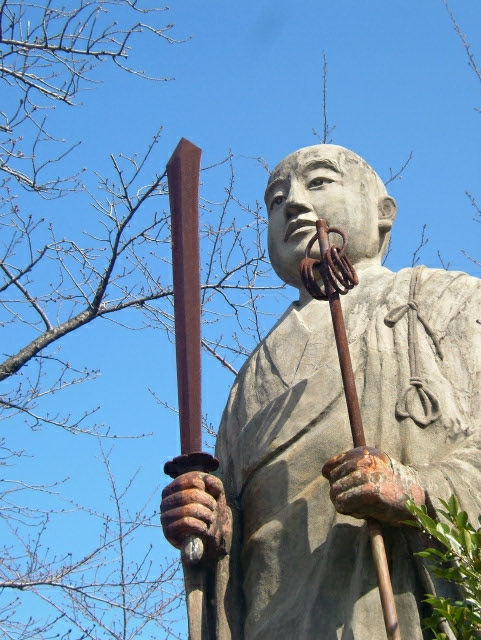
(214, 265, 481, 640)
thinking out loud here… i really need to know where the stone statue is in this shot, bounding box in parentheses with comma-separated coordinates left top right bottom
(161, 145, 481, 639)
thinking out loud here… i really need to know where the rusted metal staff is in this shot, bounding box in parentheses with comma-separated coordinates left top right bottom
(300, 219, 401, 640)
(164, 138, 218, 640)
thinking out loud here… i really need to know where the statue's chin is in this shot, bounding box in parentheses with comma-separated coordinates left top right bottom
(271, 263, 304, 291)
(270, 237, 319, 283)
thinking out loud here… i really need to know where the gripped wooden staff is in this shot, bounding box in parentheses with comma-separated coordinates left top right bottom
(164, 138, 218, 640)
(300, 218, 401, 640)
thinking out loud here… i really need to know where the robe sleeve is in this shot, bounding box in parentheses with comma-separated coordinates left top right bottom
(412, 275, 481, 522)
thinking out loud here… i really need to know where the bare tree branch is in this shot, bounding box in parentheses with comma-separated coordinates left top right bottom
(466, 190, 481, 220)
(437, 250, 451, 271)
(313, 50, 336, 144)
(0, 442, 184, 639)
(384, 151, 413, 186)
(411, 223, 429, 267)
(0, 1, 184, 195)
(443, 0, 481, 88)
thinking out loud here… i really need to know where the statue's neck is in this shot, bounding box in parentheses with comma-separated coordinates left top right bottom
(297, 258, 384, 307)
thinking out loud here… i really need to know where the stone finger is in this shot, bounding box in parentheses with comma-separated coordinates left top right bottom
(161, 503, 216, 529)
(163, 516, 211, 548)
(321, 449, 352, 478)
(330, 469, 368, 497)
(162, 488, 217, 513)
(162, 472, 206, 499)
(328, 458, 366, 483)
(203, 474, 224, 499)
(329, 450, 391, 484)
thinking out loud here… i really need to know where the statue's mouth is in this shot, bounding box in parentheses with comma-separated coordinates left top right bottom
(284, 218, 317, 242)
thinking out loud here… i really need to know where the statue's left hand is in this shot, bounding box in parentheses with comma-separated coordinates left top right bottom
(322, 446, 425, 525)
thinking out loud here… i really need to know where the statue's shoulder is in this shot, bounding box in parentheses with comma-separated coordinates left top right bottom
(409, 264, 480, 297)
(386, 264, 480, 296)
(391, 266, 481, 336)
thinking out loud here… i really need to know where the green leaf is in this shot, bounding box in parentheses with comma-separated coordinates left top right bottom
(448, 527, 464, 547)
(464, 529, 473, 554)
(424, 596, 447, 606)
(457, 511, 469, 529)
(415, 548, 447, 559)
(448, 494, 460, 517)
(419, 517, 441, 537)
(437, 522, 450, 535)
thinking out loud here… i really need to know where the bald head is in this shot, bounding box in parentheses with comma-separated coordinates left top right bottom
(265, 144, 397, 289)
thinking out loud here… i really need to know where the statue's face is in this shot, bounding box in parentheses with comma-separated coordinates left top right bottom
(265, 145, 390, 289)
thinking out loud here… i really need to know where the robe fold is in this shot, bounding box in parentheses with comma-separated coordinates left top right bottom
(215, 265, 481, 639)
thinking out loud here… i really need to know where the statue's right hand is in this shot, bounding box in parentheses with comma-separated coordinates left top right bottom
(161, 472, 232, 559)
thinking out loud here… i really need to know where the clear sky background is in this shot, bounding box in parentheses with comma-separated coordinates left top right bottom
(4, 1, 481, 637)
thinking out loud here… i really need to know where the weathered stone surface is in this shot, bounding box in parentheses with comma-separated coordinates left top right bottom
(214, 145, 481, 639)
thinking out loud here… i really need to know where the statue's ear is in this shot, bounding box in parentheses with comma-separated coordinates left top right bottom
(378, 196, 397, 232)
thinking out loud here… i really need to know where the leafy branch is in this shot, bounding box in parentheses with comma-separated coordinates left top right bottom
(407, 495, 481, 640)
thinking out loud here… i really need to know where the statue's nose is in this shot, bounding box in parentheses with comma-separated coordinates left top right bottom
(285, 197, 312, 218)
(284, 182, 312, 218)
(284, 180, 314, 218)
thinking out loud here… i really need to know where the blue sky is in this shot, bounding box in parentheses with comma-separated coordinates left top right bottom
(3, 1, 481, 637)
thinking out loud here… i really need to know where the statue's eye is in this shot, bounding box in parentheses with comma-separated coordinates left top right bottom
(309, 177, 330, 188)
(270, 195, 285, 210)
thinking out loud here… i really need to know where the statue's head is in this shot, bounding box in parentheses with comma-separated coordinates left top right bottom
(264, 144, 397, 290)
